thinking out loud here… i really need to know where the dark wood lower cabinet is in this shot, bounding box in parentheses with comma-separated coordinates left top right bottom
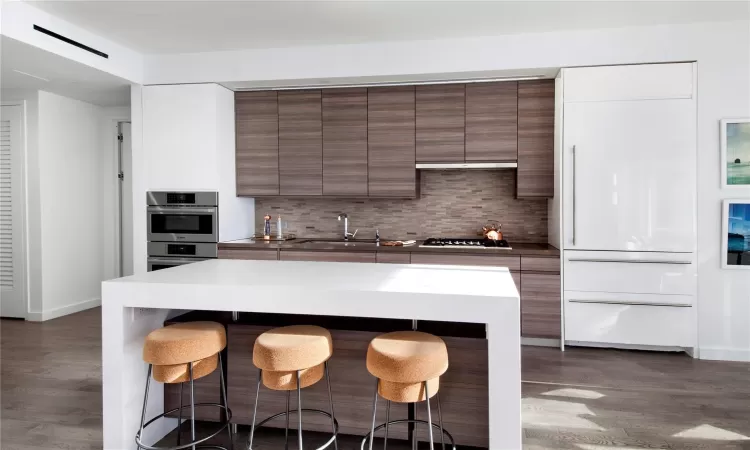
(217, 248, 279, 260)
(521, 272, 562, 339)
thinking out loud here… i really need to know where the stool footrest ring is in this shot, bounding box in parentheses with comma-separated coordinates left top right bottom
(135, 403, 232, 450)
(250, 408, 339, 450)
(360, 419, 456, 450)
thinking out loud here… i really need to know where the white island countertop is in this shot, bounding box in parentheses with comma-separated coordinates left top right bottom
(102, 259, 521, 449)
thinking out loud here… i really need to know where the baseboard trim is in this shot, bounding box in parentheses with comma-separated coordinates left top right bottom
(566, 340, 689, 354)
(699, 346, 750, 362)
(26, 297, 101, 322)
(522, 337, 561, 347)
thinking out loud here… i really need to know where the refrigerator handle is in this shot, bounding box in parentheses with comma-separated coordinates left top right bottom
(571, 145, 576, 246)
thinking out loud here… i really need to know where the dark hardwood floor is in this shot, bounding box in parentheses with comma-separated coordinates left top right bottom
(2, 307, 750, 449)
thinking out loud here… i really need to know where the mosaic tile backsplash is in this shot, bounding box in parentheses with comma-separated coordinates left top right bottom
(255, 170, 548, 242)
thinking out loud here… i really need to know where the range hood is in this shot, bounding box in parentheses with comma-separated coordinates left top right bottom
(415, 162, 518, 169)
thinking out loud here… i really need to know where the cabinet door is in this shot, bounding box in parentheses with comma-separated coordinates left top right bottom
(218, 248, 278, 260)
(368, 86, 417, 197)
(278, 90, 322, 195)
(517, 80, 555, 198)
(563, 98, 696, 252)
(322, 88, 368, 196)
(235, 91, 279, 196)
(521, 273, 561, 339)
(465, 82, 518, 162)
(416, 84, 465, 162)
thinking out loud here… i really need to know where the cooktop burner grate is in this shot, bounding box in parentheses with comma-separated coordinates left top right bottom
(420, 238, 512, 249)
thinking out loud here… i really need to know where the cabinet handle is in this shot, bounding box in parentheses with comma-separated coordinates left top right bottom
(571, 145, 576, 246)
(569, 299, 692, 307)
(567, 258, 692, 265)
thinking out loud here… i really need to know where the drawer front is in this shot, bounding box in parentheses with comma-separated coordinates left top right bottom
(376, 252, 411, 264)
(218, 248, 278, 260)
(411, 253, 520, 271)
(521, 256, 560, 273)
(564, 253, 695, 296)
(564, 295, 695, 347)
(280, 250, 376, 263)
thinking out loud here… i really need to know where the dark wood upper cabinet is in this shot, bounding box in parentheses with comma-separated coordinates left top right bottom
(322, 88, 368, 196)
(235, 91, 279, 196)
(415, 84, 465, 163)
(517, 80, 555, 198)
(368, 86, 417, 197)
(465, 81, 518, 162)
(278, 90, 322, 195)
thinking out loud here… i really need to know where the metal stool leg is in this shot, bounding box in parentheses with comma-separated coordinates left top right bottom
(437, 393, 445, 450)
(424, 382, 434, 450)
(189, 362, 196, 450)
(218, 353, 233, 450)
(324, 362, 339, 450)
(248, 368, 261, 450)
(177, 381, 184, 446)
(285, 391, 290, 450)
(411, 404, 418, 450)
(368, 378, 378, 450)
(296, 370, 304, 450)
(383, 400, 391, 450)
(137, 365, 153, 449)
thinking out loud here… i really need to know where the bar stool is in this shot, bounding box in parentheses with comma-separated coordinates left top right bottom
(136, 321, 233, 450)
(248, 325, 339, 450)
(361, 331, 456, 450)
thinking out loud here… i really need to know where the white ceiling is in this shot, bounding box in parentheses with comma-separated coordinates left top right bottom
(1, 36, 131, 106)
(25, 0, 750, 55)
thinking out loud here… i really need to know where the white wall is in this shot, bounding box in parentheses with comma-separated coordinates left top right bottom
(35, 91, 104, 318)
(140, 20, 750, 360)
(132, 84, 253, 274)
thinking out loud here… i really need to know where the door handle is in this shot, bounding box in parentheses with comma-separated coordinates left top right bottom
(567, 258, 692, 265)
(571, 145, 576, 246)
(568, 299, 692, 307)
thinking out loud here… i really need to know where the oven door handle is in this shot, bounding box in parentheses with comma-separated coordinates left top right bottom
(147, 207, 218, 214)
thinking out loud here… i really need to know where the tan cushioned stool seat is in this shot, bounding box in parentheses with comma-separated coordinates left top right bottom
(366, 331, 448, 383)
(152, 353, 218, 384)
(253, 325, 333, 372)
(262, 363, 325, 391)
(143, 322, 226, 365)
(379, 377, 439, 403)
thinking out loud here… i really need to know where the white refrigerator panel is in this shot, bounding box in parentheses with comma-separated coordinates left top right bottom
(563, 99, 696, 252)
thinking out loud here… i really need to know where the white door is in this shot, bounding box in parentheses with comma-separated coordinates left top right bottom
(563, 98, 696, 252)
(119, 122, 133, 276)
(0, 105, 26, 318)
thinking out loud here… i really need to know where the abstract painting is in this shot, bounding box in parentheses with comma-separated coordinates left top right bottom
(722, 118, 750, 188)
(723, 200, 750, 268)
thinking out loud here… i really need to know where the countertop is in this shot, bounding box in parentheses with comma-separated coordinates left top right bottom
(218, 238, 560, 257)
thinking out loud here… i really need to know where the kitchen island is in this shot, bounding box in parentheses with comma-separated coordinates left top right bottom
(101, 259, 521, 449)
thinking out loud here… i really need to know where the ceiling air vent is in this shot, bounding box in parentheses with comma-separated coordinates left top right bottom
(33, 25, 109, 59)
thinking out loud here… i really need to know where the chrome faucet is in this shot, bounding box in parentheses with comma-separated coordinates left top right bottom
(337, 213, 358, 240)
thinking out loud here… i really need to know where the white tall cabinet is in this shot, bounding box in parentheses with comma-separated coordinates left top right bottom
(560, 63, 697, 351)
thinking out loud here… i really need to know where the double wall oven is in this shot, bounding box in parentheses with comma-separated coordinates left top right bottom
(146, 191, 219, 271)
